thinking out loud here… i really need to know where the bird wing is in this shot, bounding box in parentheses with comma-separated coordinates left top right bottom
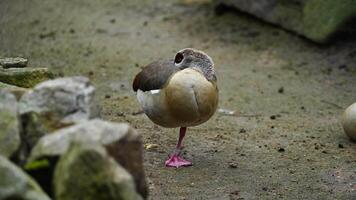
(132, 59, 179, 92)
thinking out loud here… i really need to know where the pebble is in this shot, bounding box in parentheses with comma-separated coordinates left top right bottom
(228, 162, 238, 168)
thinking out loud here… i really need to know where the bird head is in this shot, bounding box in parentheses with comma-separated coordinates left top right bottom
(173, 48, 216, 82)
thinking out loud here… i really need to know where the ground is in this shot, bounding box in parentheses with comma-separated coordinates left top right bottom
(1, 0, 356, 199)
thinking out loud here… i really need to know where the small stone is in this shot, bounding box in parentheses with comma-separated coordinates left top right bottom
(54, 142, 142, 200)
(0, 57, 28, 68)
(0, 67, 52, 88)
(270, 115, 276, 120)
(0, 155, 50, 200)
(0, 90, 20, 158)
(110, 18, 116, 23)
(228, 162, 238, 168)
(338, 64, 349, 71)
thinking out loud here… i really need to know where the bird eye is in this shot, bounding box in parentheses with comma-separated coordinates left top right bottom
(174, 53, 184, 64)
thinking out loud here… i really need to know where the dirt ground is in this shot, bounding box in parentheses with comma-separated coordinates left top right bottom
(1, 0, 356, 199)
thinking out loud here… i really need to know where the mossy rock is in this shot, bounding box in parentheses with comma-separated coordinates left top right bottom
(29, 119, 148, 199)
(54, 142, 142, 200)
(216, 0, 356, 43)
(303, 0, 356, 42)
(0, 67, 52, 88)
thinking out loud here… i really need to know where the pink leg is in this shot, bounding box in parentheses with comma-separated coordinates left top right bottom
(165, 127, 192, 168)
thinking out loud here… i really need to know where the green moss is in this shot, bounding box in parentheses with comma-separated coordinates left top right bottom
(24, 159, 50, 171)
(303, 0, 356, 42)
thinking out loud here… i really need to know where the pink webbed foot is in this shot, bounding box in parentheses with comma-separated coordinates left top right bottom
(165, 154, 192, 168)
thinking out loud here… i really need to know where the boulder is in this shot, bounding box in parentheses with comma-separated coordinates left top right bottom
(216, 0, 356, 43)
(0, 57, 28, 68)
(0, 67, 52, 88)
(0, 155, 51, 200)
(28, 119, 148, 198)
(54, 142, 142, 200)
(0, 90, 20, 158)
(19, 76, 99, 149)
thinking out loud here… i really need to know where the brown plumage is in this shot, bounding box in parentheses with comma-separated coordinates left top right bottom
(132, 60, 179, 92)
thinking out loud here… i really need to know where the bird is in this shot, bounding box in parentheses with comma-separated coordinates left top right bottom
(132, 48, 218, 168)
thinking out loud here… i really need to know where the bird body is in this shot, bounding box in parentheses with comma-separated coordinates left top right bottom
(137, 68, 218, 128)
(133, 48, 218, 168)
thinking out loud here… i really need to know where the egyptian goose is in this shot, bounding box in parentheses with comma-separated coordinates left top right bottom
(132, 48, 218, 168)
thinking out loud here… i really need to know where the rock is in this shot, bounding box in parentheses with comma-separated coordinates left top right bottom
(216, 0, 356, 43)
(0, 67, 52, 88)
(29, 119, 148, 198)
(0, 90, 20, 158)
(0, 155, 51, 200)
(0, 57, 28, 68)
(19, 76, 99, 149)
(54, 142, 142, 200)
(0, 82, 29, 100)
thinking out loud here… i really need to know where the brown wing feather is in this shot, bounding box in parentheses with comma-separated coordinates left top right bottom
(132, 59, 179, 92)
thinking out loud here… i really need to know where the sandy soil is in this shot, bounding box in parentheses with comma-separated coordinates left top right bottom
(1, 0, 356, 199)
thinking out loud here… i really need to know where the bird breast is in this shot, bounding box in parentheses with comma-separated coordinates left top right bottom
(137, 68, 218, 128)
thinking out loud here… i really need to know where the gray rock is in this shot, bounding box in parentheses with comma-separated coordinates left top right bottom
(19, 76, 100, 149)
(29, 119, 148, 199)
(216, 0, 356, 43)
(0, 90, 20, 158)
(0, 67, 52, 88)
(0, 57, 28, 68)
(0, 155, 51, 200)
(54, 142, 142, 200)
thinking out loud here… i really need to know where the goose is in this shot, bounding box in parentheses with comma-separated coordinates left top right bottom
(132, 48, 218, 168)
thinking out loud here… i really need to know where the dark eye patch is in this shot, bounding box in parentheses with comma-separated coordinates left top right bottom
(174, 52, 184, 64)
